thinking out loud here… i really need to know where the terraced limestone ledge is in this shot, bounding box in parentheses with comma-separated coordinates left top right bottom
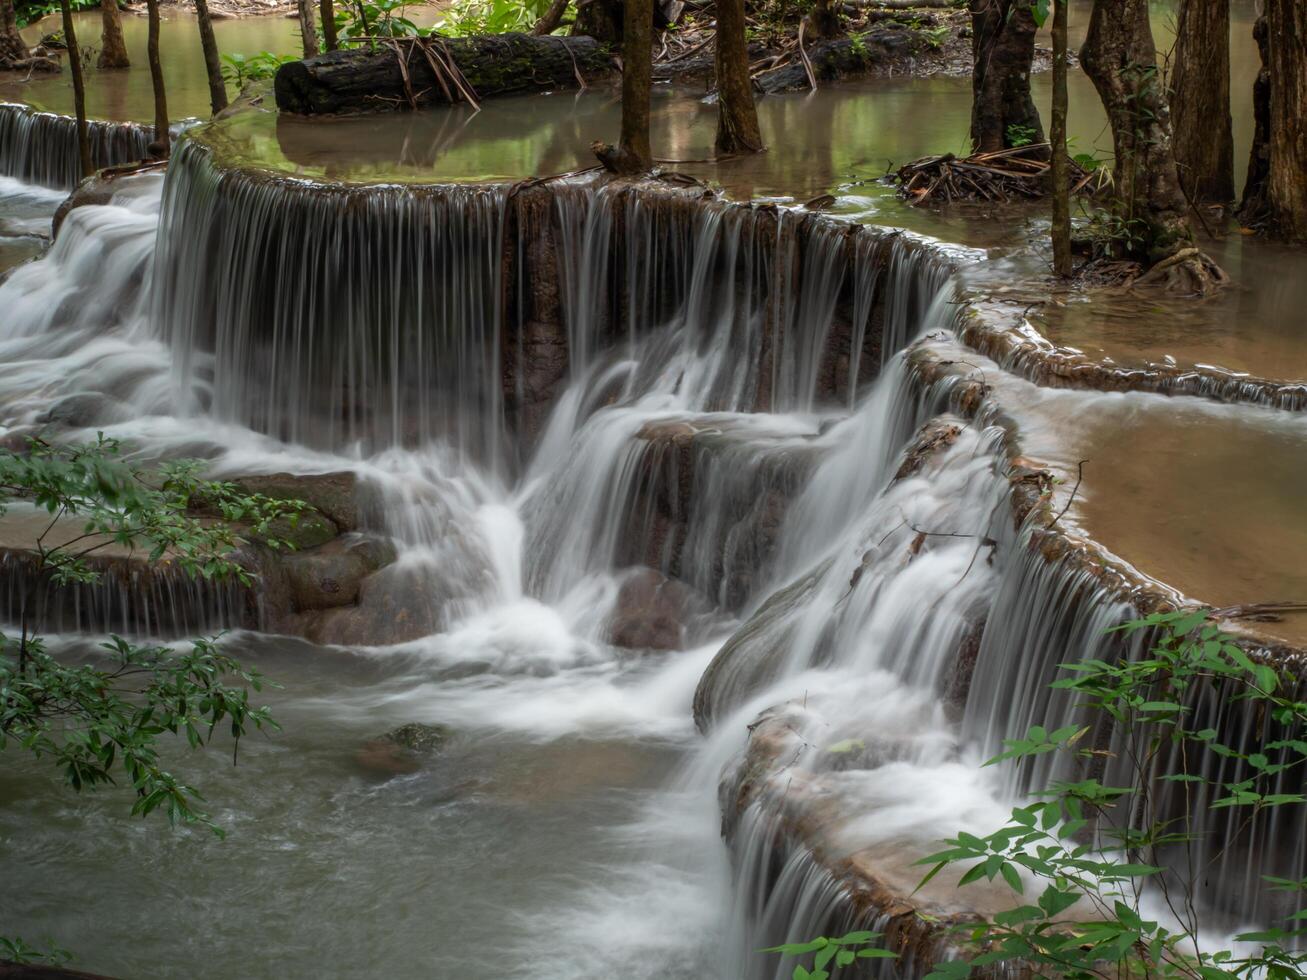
(954, 300, 1307, 413)
(706, 338, 1307, 975)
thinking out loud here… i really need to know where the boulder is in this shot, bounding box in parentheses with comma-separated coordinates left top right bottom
(282, 534, 396, 612)
(233, 471, 363, 532)
(605, 567, 709, 651)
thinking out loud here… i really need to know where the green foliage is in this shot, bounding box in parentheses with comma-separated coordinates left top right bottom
(1006, 123, 1038, 148)
(763, 931, 896, 980)
(912, 610, 1307, 979)
(0, 435, 305, 834)
(221, 51, 297, 90)
(336, 0, 423, 46)
(918, 24, 950, 50)
(0, 936, 71, 966)
(1029, 0, 1050, 28)
(433, 0, 560, 38)
(14, 0, 95, 30)
(773, 612, 1307, 978)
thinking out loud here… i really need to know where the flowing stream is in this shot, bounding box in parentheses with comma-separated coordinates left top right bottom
(1, 7, 1306, 971)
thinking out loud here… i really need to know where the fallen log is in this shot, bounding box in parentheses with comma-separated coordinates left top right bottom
(274, 33, 613, 115)
(753, 27, 918, 92)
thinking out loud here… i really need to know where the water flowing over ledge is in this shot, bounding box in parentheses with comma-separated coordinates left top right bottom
(0, 103, 154, 190)
(3, 132, 1306, 977)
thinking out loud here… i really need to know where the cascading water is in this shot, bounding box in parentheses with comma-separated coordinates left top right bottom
(0, 126, 1301, 978)
(0, 102, 154, 189)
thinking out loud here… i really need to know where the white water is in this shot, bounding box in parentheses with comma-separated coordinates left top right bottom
(0, 161, 1291, 978)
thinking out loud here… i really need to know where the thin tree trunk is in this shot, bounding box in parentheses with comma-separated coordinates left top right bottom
(296, 0, 319, 57)
(320, 0, 337, 51)
(60, 0, 93, 178)
(0, 0, 28, 66)
(531, 0, 569, 35)
(194, 0, 228, 115)
(97, 0, 130, 68)
(1262, 0, 1307, 242)
(593, 0, 652, 173)
(969, 0, 1043, 153)
(147, 0, 169, 155)
(1050, 0, 1071, 277)
(714, 0, 763, 154)
(1238, 15, 1270, 224)
(1171, 0, 1233, 204)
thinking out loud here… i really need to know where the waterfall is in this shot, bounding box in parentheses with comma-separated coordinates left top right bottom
(1, 128, 1301, 977)
(0, 102, 153, 189)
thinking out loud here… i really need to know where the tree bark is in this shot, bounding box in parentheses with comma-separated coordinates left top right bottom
(1050, 0, 1071, 277)
(531, 0, 569, 35)
(1171, 0, 1233, 204)
(807, 0, 841, 39)
(1238, 15, 1270, 225)
(0, 0, 28, 66)
(969, 0, 1043, 153)
(320, 0, 337, 51)
(147, 0, 169, 155)
(97, 0, 131, 68)
(594, 0, 652, 173)
(194, 0, 229, 115)
(714, 0, 763, 154)
(1079, 0, 1195, 263)
(60, 0, 93, 178)
(296, 0, 319, 57)
(572, 0, 622, 44)
(1261, 0, 1307, 242)
(275, 35, 611, 114)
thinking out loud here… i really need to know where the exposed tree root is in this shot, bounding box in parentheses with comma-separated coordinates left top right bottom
(1132, 247, 1230, 296)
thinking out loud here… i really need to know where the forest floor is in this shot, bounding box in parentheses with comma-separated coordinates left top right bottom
(649, 2, 1052, 89)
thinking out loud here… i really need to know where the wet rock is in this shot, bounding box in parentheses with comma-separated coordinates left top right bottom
(893, 417, 964, 481)
(606, 567, 709, 651)
(233, 471, 362, 532)
(51, 161, 166, 238)
(297, 563, 443, 647)
(282, 534, 397, 611)
(356, 721, 453, 776)
(34, 392, 126, 429)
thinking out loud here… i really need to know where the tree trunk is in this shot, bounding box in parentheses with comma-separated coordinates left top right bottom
(60, 0, 93, 178)
(572, 0, 621, 44)
(97, 0, 130, 68)
(194, 0, 229, 115)
(1238, 15, 1270, 225)
(296, 0, 319, 57)
(1080, 0, 1193, 262)
(1171, 0, 1233, 204)
(807, 0, 841, 39)
(594, 0, 652, 173)
(320, 0, 337, 51)
(1261, 0, 1307, 242)
(969, 0, 1043, 153)
(0, 0, 28, 66)
(147, 0, 168, 155)
(1050, 0, 1071, 277)
(531, 0, 569, 35)
(714, 0, 762, 154)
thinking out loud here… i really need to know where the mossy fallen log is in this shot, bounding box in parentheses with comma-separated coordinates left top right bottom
(273, 33, 613, 115)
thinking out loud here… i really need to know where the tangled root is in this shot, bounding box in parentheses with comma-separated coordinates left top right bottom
(1132, 247, 1230, 296)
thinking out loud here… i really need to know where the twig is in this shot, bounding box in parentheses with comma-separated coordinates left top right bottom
(1048, 459, 1087, 528)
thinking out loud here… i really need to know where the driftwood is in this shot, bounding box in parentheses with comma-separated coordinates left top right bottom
(274, 33, 612, 114)
(892, 143, 1101, 205)
(753, 26, 916, 92)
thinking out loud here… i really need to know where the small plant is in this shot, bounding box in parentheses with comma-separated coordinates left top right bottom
(1006, 123, 1038, 148)
(337, 0, 422, 46)
(433, 0, 557, 38)
(220, 51, 297, 90)
(764, 931, 897, 979)
(918, 24, 950, 50)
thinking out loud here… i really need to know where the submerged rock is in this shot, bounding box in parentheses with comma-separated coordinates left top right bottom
(356, 722, 453, 776)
